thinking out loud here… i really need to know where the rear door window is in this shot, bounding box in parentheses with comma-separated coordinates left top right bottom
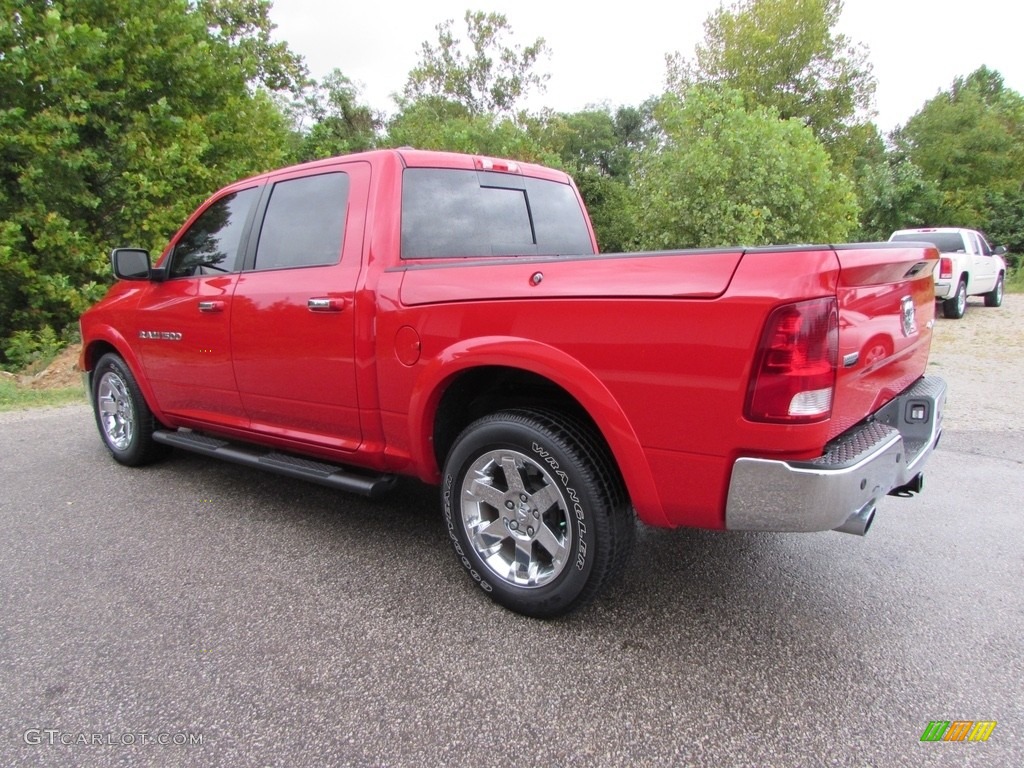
(253, 173, 350, 271)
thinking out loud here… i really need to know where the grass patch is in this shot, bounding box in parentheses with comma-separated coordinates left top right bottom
(1006, 266, 1024, 293)
(0, 379, 87, 411)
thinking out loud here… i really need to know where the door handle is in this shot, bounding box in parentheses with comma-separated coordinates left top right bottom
(308, 297, 346, 312)
(198, 300, 224, 312)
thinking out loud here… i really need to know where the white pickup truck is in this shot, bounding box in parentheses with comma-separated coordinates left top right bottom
(889, 227, 1007, 319)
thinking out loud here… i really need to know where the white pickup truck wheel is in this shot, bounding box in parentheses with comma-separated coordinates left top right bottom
(441, 409, 633, 618)
(943, 279, 968, 319)
(984, 274, 1004, 307)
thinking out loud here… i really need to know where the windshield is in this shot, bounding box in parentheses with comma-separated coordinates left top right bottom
(890, 232, 965, 252)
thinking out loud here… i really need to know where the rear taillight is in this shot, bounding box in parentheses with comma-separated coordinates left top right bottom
(939, 257, 953, 279)
(746, 298, 838, 423)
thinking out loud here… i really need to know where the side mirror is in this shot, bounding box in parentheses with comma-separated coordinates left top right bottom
(994, 245, 1007, 256)
(111, 248, 152, 280)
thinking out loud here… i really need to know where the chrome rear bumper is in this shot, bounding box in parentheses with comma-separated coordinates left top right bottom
(725, 376, 946, 534)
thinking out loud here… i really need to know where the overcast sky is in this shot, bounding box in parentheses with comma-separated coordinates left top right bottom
(268, 0, 1024, 133)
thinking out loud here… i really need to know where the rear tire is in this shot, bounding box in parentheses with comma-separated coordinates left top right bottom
(942, 279, 967, 319)
(441, 409, 634, 618)
(91, 353, 168, 466)
(984, 274, 1004, 307)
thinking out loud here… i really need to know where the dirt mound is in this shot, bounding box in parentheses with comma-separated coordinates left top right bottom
(19, 344, 84, 390)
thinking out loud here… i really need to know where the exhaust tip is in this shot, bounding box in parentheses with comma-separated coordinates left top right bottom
(835, 505, 876, 536)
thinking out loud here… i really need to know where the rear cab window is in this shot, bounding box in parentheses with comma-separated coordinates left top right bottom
(889, 232, 966, 253)
(401, 168, 595, 259)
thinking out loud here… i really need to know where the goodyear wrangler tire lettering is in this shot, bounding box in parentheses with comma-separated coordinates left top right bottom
(441, 409, 634, 618)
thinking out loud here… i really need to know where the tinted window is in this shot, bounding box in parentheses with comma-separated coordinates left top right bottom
(401, 168, 594, 259)
(890, 232, 966, 252)
(525, 176, 596, 256)
(169, 187, 258, 278)
(254, 173, 349, 271)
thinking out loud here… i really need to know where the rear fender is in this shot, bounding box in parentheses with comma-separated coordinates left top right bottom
(407, 336, 668, 526)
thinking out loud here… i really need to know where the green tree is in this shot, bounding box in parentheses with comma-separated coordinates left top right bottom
(844, 126, 941, 240)
(0, 0, 300, 365)
(199, 0, 307, 91)
(984, 190, 1024, 263)
(292, 69, 380, 162)
(543, 103, 656, 179)
(668, 0, 875, 155)
(572, 170, 641, 253)
(853, 151, 941, 241)
(383, 97, 552, 163)
(897, 66, 1024, 229)
(634, 88, 859, 249)
(400, 10, 549, 119)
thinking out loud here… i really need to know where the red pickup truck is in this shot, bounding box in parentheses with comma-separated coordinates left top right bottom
(79, 149, 946, 617)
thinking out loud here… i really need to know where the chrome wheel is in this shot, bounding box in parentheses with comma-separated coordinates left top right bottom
(443, 409, 634, 617)
(459, 449, 572, 588)
(955, 282, 967, 316)
(97, 371, 135, 451)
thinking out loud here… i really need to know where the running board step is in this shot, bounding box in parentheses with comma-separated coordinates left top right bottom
(152, 429, 396, 498)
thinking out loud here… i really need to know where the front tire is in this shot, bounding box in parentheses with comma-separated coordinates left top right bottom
(441, 409, 634, 618)
(942, 279, 967, 319)
(91, 353, 167, 466)
(984, 274, 1004, 307)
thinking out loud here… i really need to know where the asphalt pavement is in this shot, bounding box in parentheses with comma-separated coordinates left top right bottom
(1, 404, 1021, 767)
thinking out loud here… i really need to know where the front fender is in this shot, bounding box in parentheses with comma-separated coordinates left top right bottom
(407, 336, 668, 526)
(80, 326, 168, 425)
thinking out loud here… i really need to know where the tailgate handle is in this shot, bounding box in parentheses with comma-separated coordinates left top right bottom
(308, 297, 346, 312)
(198, 300, 224, 313)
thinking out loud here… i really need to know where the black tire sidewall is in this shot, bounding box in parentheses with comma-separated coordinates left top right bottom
(944, 281, 967, 319)
(986, 276, 1003, 307)
(441, 413, 605, 618)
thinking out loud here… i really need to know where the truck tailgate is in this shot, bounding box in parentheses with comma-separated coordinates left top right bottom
(830, 244, 939, 439)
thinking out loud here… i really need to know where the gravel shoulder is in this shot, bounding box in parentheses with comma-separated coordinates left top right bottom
(926, 293, 1023, 432)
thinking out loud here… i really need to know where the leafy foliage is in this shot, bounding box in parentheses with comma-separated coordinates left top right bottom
(400, 11, 549, 119)
(2, 326, 64, 374)
(984, 190, 1024, 266)
(633, 88, 859, 249)
(291, 70, 381, 162)
(850, 129, 941, 241)
(383, 97, 553, 163)
(542, 103, 656, 179)
(572, 169, 641, 253)
(668, 0, 875, 155)
(897, 66, 1024, 231)
(0, 0, 300, 363)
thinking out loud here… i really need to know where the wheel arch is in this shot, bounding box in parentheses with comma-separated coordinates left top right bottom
(80, 330, 165, 421)
(407, 337, 667, 526)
